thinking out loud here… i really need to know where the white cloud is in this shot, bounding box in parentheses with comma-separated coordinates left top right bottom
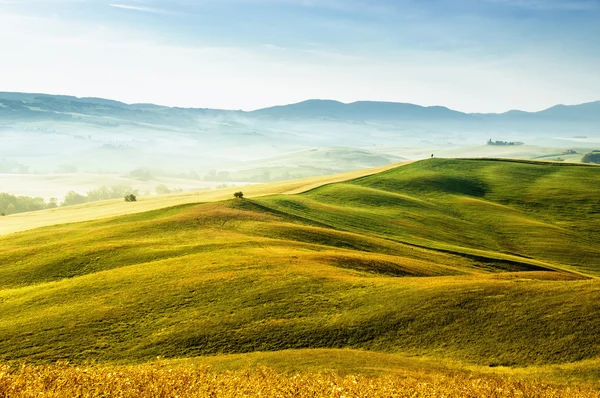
(0, 12, 598, 112)
(108, 3, 174, 14)
(261, 44, 287, 51)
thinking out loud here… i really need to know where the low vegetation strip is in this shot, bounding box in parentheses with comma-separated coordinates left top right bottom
(0, 162, 405, 236)
(1, 363, 598, 398)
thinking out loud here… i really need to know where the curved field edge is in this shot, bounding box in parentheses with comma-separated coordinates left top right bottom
(272, 158, 600, 276)
(0, 162, 410, 236)
(1, 158, 600, 375)
(1, 249, 599, 366)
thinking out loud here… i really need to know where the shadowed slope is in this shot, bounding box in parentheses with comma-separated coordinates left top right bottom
(256, 159, 600, 275)
(0, 158, 599, 369)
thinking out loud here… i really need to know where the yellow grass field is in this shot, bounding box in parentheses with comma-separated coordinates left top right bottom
(0, 162, 408, 236)
(2, 361, 599, 398)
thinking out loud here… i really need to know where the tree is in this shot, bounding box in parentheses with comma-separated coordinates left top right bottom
(124, 194, 137, 202)
(47, 198, 58, 209)
(111, 186, 137, 199)
(63, 191, 87, 206)
(233, 191, 244, 199)
(86, 186, 111, 202)
(0, 193, 54, 214)
(204, 170, 217, 181)
(581, 151, 600, 165)
(155, 184, 172, 195)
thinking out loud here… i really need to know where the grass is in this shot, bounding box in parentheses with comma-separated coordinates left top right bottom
(1, 158, 600, 393)
(257, 158, 600, 275)
(5, 361, 600, 398)
(0, 172, 216, 202)
(4, 350, 600, 396)
(0, 162, 406, 236)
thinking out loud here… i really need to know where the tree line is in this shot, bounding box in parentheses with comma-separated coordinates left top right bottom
(0, 185, 139, 216)
(0, 193, 55, 216)
(582, 151, 600, 165)
(0, 184, 189, 216)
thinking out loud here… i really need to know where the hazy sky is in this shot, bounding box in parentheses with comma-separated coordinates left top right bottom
(1, 0, 599, 112)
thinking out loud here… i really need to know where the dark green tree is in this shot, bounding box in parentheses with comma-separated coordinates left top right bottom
(581, 151, 600, 164)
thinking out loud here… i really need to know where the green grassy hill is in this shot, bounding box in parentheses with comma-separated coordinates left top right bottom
(1, 158, 599, 378)
(260, 158, 600, 275)
(0, 162, 404, 236)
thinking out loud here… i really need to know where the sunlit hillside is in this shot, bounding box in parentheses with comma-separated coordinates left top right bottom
(0, 162, 405, 236)
(1, 158, 600, 396)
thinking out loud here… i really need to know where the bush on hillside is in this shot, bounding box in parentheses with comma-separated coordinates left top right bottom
(124, 194, 137, 202)
(233, 191, 244, 199)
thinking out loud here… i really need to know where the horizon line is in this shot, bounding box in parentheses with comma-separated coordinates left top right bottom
(1, 90, 598, 115)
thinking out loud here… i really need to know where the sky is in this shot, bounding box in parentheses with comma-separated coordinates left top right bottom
(0, 0, 599, 112)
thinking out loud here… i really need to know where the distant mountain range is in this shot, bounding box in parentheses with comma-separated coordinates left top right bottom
(1, 91, 598, 178)
(251, 99, 472, 120)
(1, 91, 599, 124)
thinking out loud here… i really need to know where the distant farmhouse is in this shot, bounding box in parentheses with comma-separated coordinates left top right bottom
(487, 139, 525, 146)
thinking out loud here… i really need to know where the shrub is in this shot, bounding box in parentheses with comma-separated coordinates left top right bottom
(233, 191, 244, 199)
(124, 194, 137, 202)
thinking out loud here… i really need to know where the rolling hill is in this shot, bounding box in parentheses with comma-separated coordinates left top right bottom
(1, 91, 599, 185)
(0, 162, 405, 236)
(1, 158, 600, 380)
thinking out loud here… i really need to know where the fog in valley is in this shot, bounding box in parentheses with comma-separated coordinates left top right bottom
(1, 92, 599, 212)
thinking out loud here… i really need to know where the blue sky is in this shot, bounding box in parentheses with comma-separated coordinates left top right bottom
(1, 0, 599, 112)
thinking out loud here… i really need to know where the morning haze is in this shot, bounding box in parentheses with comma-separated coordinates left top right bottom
(1, 0, 600, 396)
(1, 91, 599, 207)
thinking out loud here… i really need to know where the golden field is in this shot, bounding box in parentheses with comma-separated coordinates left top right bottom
(2, 362, 600, 398)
